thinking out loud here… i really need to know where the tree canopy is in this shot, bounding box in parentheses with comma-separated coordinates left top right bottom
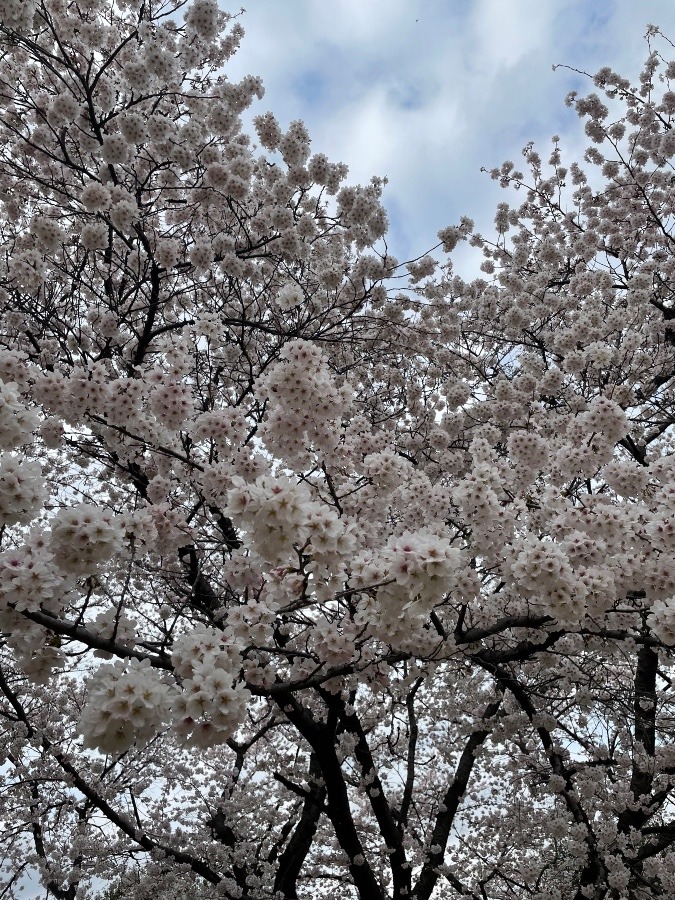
(0, 2, 675, 898)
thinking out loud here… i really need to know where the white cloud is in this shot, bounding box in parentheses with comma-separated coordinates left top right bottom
(469, 0, 559, 71)
(227, 0, 675, 267)
(304, 0, 412, 45)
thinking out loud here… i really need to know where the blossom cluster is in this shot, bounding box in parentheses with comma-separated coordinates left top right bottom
(0, 535, 63, 613)
(170, 626, 250, 747)
(185, 0, 223, 40)
(8, 248, 48, 292)
(336, 180, 389, 248)
(0, 455, 45, 527)
(580, 395, 629, 447)
(509, 538, 585, 623)
(91, 607, 138, 658)
(452, 463, 502, 528)
(507, 430, 549, 479)
(79, 659, 176, 754)
(0, 605, 65, 682)
(30, 215, 64, 252)
(350, 530, 463, 636)
(49, 505, 123, 575)
(648, 598, 675, 645)
(0, 379, 39, 448)
(257, 339, 352, 469)
(0, 0, 36, 32)
(226, 474, 353, 568)
(191, 407, 248, 449)
(80, 624, 252, 754)
(149, 379, 194, 431)
(275, 282, 304, 311)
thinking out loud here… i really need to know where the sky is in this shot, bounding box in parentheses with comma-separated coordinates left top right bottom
(226, 0, 675, 274)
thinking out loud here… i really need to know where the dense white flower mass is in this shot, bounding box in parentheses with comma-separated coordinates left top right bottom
(91, 607, 138, 658)
(0, 536, 62, 612)
(109, 197, 138, 232)
(0, 0, 37, 31)
(349, 531, 463, 632)
(226, 474, 327, 564)
(170, 626, 250, 747)
(581, 395, 630, 447)
(510, 538, 585, 624)
(648, 597, 675, 645)
(0, 456, 45, 527)
(30, 215, 64, 253)
(506, 430, 549, 474)
(274, 282, 304, 311)
(149, 379, 194, 431)
(119, 111, 147, 144)
(0, 380, 39, 448)
(184, 0, 221, 39)
(79, 659, 176, 754)
(49, 505, 123, 575)
(79, 221, 109, 251)
(257, 339, 353, 468)
(80, 182, 111, 212)
(8, 248, 45, 291)
(0, 1, 675, 896)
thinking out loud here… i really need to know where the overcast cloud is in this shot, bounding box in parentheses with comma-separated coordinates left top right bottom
(226, 0, 675, 273)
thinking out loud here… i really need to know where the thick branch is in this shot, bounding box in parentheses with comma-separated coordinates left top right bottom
(326, 690, 411, 900)
(618, 642, 659, 835)
(275, 691, 385, 900)
(273, 753, 327, 899)
(413, 696, 503, 900)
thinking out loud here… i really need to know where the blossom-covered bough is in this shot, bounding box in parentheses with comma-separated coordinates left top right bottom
(0, 1, 674, 897)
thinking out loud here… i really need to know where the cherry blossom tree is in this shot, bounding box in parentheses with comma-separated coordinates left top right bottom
(0, 1, 674, 897)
